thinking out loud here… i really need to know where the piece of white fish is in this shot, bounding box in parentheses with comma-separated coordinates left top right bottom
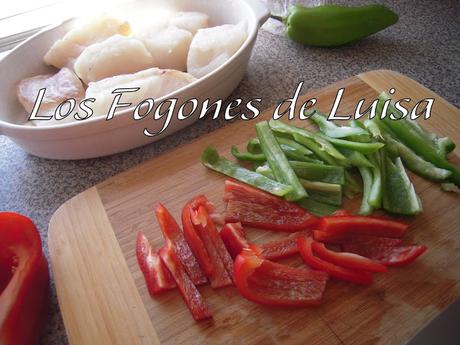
(140, 27, 192, 71)
(44, 15, 131, 69)
(86, 68, 196, 116)
(169, 11, 210, 35)
(74, 35, 154, 84)
(17, 67, 85, 126)
(187, 21, 247, 78)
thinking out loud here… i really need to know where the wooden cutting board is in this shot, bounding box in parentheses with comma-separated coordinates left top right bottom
(48, 70, 460, 345)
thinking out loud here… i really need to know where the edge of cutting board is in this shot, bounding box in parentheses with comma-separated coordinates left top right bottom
(48, 70, 460, 345)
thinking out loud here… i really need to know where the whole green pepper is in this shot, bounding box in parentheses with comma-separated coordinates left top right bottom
(274, 4, 398, 47)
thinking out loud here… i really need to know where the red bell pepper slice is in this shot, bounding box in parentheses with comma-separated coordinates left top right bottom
(182, 199, 214, 278)
(297, 236, 373, 285)
(311, 241, 387, 273)
(318, 216, 408, 238)
(234, 250, 328, 307)
(220, 222, 250, 259)
(136, 232, 176, 295)
(224, 180, 318, 232)
(220, 222, 308, 261)
(0, 212, 49, 345)
(155, 203, 207, 285)
(259, 231, 310, 261)
(313, 230, 346, 243)
(158, 244, 212, 321)
(341, 237, 427, 267)
(192, 205, 233, 287)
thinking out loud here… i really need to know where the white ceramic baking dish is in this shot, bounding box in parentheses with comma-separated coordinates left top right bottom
(0, 0, 269, 159)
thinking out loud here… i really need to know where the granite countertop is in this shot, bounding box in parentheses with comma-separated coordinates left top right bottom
(0, 0, 459, 344)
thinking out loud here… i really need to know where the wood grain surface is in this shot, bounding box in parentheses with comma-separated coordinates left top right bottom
(48, 70, 460, 345)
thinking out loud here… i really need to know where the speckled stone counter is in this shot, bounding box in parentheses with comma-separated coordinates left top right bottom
(0, 1, 459, 344)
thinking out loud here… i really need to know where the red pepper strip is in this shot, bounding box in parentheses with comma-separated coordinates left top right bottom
(224, 180, 318, 232)
(0, 212, 50, 345)
(220, 222, 250, 259)
(297, 236, 373, 285)
(313, 230, 347, 244)
(182, 202, 214, 278)
(259, 231, 310, 261)
(155, 203, 207, 285)
(192, 206, 233, 288)
(220, 222, 308, 261)
(136, 232, 176, 295)
(195, 205, 235, 281)
(319, 216, 408, 238)
(234, 250, 328, 307)
(158, 244, 212, 321)
(311, 241, 387, 273)
(341, 237, 427, 267)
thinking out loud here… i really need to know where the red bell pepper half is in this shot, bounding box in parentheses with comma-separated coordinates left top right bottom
(297, 236, 373, 285)
(224, 180, 318, 232)
(318, 216, 408, 238)
(220, 222, 250, 259)
(234, 250, 328, 307)
(311, 241, 387, 273)
(155, 203, 207, 285)
(158, 244, 212, 321)
(0, 212, 49, 345)
(136, 232, 176, 296)
(341, 236, 427, 267)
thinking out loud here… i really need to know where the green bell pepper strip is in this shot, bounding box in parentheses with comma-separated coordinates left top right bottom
(441, 183, 460, 194)
(383, 133, 451, 182)
(377, 94, 460, 185)
(296, 198, 340, 217)
(276, 4, 398, 47)
(256, 161, 345, 186)
(316, 133, 385, 154)
(292, 134, 344, 166)
(300, 179, 343, 206)
(306, 190, 342, 207)
(435, 137, 456, 159)
(367, 153, 382, 208)
(231, 146, 266, 162)
(378, 93, 455, 158)
(348, 120, 372, 143)
(307, 110, 367, 138)
(350, 120, 366, 129)
(338, 147, 374, 168)
(275, 136, 313, 156)
(247, 138, 262, 154)
(299, 179, 342, 194)
(247, 137, 320, 163)
(364, 119, 384, 141)
(343, 170, 362, 199)
(288, 161, 344, 184)
(357, 166, 374, 215)
(269, 120, 347, 163)
(381, 153, 422, 216)
(255, 121, 308, 201)
(256, 166, 341, 206)
(256, 161, 344, 184)
(201, 146, 293, 197)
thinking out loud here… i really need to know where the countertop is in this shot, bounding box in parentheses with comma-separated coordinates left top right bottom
(0, 1, 459, 344)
